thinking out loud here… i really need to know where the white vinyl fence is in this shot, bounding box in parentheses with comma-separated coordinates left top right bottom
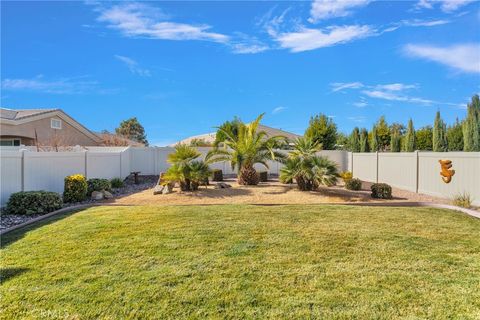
(351, 151, 480, 205)
(1, 146, 478, 206)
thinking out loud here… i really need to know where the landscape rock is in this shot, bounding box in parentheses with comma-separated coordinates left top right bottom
(214, 182, 232, 189)
(162, 185, 172, 194)
(153, 185, 164, 195)
(103, 191, 113, 199)
(91, 191, 104, 200)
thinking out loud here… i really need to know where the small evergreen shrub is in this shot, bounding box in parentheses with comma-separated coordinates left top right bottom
(453, 192, 472, 208)
(87, 178, 111, 195)
(6, 191, 62, 215)
(212, 169, 223, 181)
(371, 183, 392, 199)
(259, 171, 268, 182)
(63, 174, 88, 203)
(340, 171, 353, 183)
(110, 178, 124, 188)
(345, 178, 362, 190)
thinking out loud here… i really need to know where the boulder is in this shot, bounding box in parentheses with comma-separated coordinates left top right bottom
(103, 191, 113, 199)
(214, 182, 232, 189)
(162, 186, 172, 194)
(91, 191, 104, 200)
(153, 185, 164, 195)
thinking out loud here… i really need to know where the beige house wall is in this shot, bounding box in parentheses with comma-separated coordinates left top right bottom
(0, 116, 99, 146)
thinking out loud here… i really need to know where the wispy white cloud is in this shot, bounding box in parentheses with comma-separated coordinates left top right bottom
(414, 0, 475, 12)
(272, 106, 287, 114)
(401, 19, 450, 27)
(114, 55, 151, 76)
(96, 2, 229, 43)
(1, 75, 98, 94)
(230, 33, 269, 54)
(273, 25, 374, 53)
(331, 82, 364, 92)
(404, 43, 480, 73)
(331, 81, 463, 107)
(309, 0, 371, 23)
(375, 83, 418, 91)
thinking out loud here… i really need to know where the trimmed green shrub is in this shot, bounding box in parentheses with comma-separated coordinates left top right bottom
(371, 183, 392, 199)
(63, 174, 88, 203)
(259, 171, 268, 182)
(340, 171, 353, 183)
(345, 178, 362, 190)
(212, 169, 223, 181)
(110, 178, 124, 188)
(87, 178, 111, 195)
(6, 191, 62, 215)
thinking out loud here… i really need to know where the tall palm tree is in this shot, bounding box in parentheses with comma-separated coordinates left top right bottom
(206, 113, 286, 185)
(280, 137, 339, 191)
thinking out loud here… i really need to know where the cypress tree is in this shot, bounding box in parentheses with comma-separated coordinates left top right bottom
(463, 94, 480, 151)
(370, 125, 379, 152)
(390, 129, 401, 152)
(433, 111, 448, 152)
(349, 127, 361, 152)
(447, 118, 464, 151)
(359, 128, 369, 152)
(403, 118, 416, 152)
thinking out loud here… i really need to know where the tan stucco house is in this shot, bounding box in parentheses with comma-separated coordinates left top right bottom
(0, 108, 102, 146)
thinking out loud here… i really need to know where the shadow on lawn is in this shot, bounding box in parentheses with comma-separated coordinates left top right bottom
(0, 267, 30, 284)
(1, 209, 85, 248)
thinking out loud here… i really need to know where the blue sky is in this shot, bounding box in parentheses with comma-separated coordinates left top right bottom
(1, 0, 479, 146)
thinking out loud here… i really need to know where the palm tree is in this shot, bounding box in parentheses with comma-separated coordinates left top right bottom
(206, 113, 286, 185)
(165, 144, 201, 191)
(189, 160, 211, 190)
(280, 137, 339, 191)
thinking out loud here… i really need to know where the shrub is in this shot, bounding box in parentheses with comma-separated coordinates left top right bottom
(212, 169, 223, 181)
(371, 183, 392, 199)
(258, 171, 268, 182)
(345, 178, 362, 190)
(340, 171, 353, 183)
(110, 177, 124, 188)
(63, 174, 88, 203)
(6, 191, 62, 215)
(453, 192, 472, 208)
(87, 178, 111, 195)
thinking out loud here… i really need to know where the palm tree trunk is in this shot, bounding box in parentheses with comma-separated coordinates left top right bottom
(238, 165, 259, 185)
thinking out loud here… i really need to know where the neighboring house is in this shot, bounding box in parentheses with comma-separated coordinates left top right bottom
(174, 124, 302, 146)
(0, 108, 102, 146)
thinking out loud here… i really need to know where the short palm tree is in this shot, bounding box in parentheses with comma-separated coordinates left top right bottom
(280, 137, 339, 191)
(189, 160, 211, 190)
(165, 144, 205, 191)
(206, 113, 286, 185)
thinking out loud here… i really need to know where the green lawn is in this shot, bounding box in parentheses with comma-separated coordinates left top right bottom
(1, 205, 479, 319)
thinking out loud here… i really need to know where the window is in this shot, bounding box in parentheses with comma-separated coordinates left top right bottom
(0, 139, 21, 146)
(51, 118, 62, 129)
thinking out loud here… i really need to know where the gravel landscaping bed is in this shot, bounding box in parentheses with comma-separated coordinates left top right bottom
(0, 175, 159, 231)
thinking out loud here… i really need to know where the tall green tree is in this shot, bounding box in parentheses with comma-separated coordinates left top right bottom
(349, 127, 361, 152)
(373, 116, 391, 151)
(403, 119, 416, 152)
(304, 114, 337, 150)
(335, 132, 349, 150)
(115, 117, 148, 146)
(433, 111, 448, 152)
(214, 116, 242, 146)
(462, 94, 480, 151)
(415, 126, 433, 151)
(359, 128, 369, 152)
(390, 129, 401, 152)
(447, 118, 464, 151)
(370, 126, 379, 152)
